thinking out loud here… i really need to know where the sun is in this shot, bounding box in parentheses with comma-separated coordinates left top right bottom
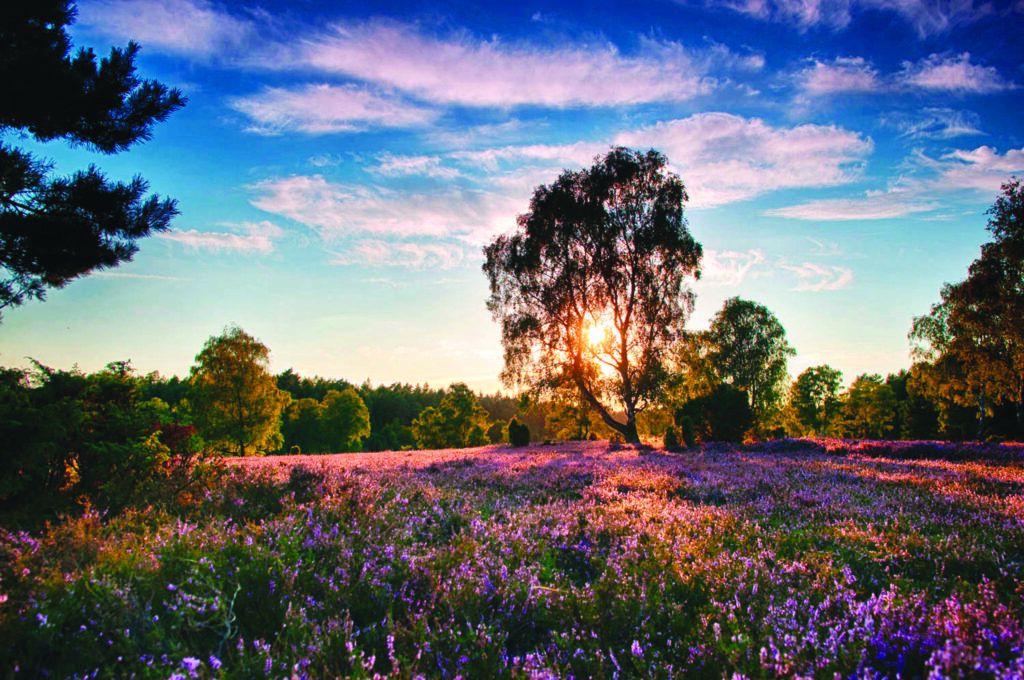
(587, 323, 607, 346)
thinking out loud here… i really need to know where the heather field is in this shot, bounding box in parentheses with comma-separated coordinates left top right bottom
(3, 440, 1024, 679)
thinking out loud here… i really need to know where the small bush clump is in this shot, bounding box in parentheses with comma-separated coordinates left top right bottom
(508, 417, 531, 447)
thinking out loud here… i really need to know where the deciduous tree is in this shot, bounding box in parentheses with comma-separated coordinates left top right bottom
(0, 1, 185, 317)
(483, 148, 702, 442)
(702, 297, 794, 424)
(911, 178, 1024, 437)
(411, 383, 490, 450)
(321, 388, 370, 453)
(190, 326, 288, 456)
(789, 365, 843, 436)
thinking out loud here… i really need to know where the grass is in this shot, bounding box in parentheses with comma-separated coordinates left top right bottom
(1, 439, 1023, 678)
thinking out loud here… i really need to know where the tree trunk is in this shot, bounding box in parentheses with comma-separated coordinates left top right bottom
(573, 377, 638, 442)
(976, 389, 986, 440)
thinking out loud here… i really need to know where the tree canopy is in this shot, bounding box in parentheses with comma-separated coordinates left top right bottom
(789, 365, 843, 436)
(483, 147, 702, 442)
(189, 326, 288, 456)
(0, 1, 184, 318)
(702, 296, 794, 422)
(411, 383, 490, 450)
(911, 177, 1024, 437)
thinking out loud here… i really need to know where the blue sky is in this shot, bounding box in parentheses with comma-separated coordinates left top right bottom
(2, 0, 1022, 392)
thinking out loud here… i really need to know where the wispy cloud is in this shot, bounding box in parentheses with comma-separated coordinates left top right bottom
(331, 241, 466, 269)
(711, 0, 995, 37)
(368, 153, 463, 179)
(76, 0, 256, 58)
(770, 143, 1024, 220)
(285, 20, 712, 108)
(898, 53, 1015, 93)
(249, 175, 520, 244)
(799, 57, 881, 94)
(159, 221, 284, 253)
(781, 262, 854, 291)
(700, 249, 766, 285)
(927, 145, 1024, 192)
(799, 53, 1014, 97)
(765, 188, 937, 220)
(882, 108, 984, 139)
(615, 113, 872, 206)
(231, 84, 437, 134)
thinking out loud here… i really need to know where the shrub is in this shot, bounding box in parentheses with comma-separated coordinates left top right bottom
(676, 383, 753, 443)
(508, 418, 531, 447)
(676, 415, 696, 447)
(663, 425, 679, 451)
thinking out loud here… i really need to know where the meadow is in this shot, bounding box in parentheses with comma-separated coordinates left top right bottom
(2, 439, 1023, 679)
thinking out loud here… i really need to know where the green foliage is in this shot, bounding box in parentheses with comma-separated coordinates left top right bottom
(911, 178, 1024, 438)
(320, 388, 371, 453)
(677, 414, 696, 446)
(676, 383, 753, 443)
(838, 374, 898, 439)
(357, 382, 445, 452)
(0, 1, 185, 317)
(508, 417, 531, 447)
(281, 397, 322, 453)
(190, 326, 288, 456)
(0, 361, 216, 515)
(789, 365, 844, 436)
(411, 383, 492, 449)
(663, 425, 679, 450)
(703, 297, 794, 425)
(484, 147, 703, 443)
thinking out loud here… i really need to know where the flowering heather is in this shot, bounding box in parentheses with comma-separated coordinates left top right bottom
(1, 439, 1022, 678)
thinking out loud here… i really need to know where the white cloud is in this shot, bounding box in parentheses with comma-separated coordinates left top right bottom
(331, 241, 466, 269)
(249, 175, 521, 244)
(781, 262, 854, 290)
(931, 145, 1024, 192)
(615, 113, 872, 206)
(765, 188, 937, 219)
(800, 57, 880, 94)
(76, 0, 255, 58)
(700, 249, 766, 285)
(159, 221, 284, 253)
(290, 20, 711, 107)
(231, 85, 436, 134)
(883, 108, 984, 139)
(866, 0, 995, 37)
(368, 153, 463, 179)
(716, 0, 857, 30)
(898, 53, 1014, 93)
(713, 0, 994, 36)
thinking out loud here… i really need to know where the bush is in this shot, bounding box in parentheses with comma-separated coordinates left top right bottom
(676, 415, 696, 447)
(676, 383, 753, 444)
(508, 418, 531, 447)
(663, 425, 679, 450)
(0, 362, 217, 516)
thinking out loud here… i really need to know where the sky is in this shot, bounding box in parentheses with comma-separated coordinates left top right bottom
(1, 0, 1023, 393)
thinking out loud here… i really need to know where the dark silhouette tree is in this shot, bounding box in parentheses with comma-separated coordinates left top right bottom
(0, 1, 185, 318)
(483, 148, 702, 443)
